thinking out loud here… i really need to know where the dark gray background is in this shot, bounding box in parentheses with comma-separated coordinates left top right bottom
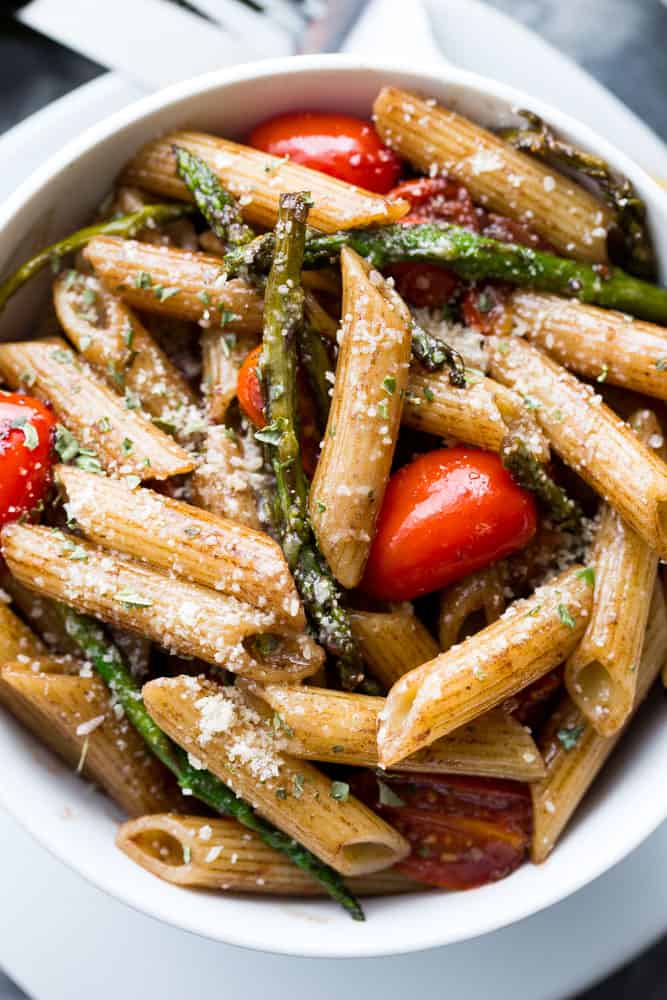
(0, 1, 665, 996)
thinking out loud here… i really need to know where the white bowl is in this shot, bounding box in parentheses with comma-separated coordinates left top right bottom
(1, 55, 666, 959)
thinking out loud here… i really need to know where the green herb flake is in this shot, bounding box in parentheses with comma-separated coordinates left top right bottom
(75, 453, 104, 475)
(154, 285, 180, 302)
(11, 417, 39, 451)
(219, 308, 240, 327)
(123, 324, 135, 349)
(477, 290, 493, 313)
(254, 420, 285, 447)
(122, 437, 134, 455)
(331, 745, 345, 754)
(197, 291, 211, 307)
(523, 395, 541, 411)
(377, 780, 405, 807)
(60, 536, 89, 562)
(316, 501, 326, 514)
(183, 525, 201, 538)
(557, 724, 585, 751)
(557, 603, 576, 629)
(124, 390, 141, 410)
(378, 400, 389, 420)
(576, 566, 596, 588)
(292, 773, 305, 799)
(50, 348, 72, 365)
(423, 386, 435, 402)
(330, 781, 350, 802)
(134, 271, 153, 290)
(97, 416, 112, 433)
(55, 425, 80, 463)
(271, 712, 294, 738)
(151, 417, 177, 436)
(527, 603, 543, 617)
(114, 588, 153, 608)
(275, 787, 288, 800)
(64, 269, 78, 290)
(19, 371, 36, 388)
(656, 358, 667, 371)
(382, 375, 397, 395)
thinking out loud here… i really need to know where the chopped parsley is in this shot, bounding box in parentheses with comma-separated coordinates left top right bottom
(197, 291, 211, 307)
(292, 773, 305, 799)
(477, 290, 494, 313)
(121, 437, 134, 455)
(154, 285, 180, 302)
(382, 375, 397, 395)
(219, 308, 240, 327)
(557, 724, 585, 751)
(54, 424, 81, 463)
(330, 781, 350, 802)
(134, 271, 153, 289)
(114, 588, 153, 608)
(11, 417, 39, 451)
(377, 780, 405, 807)
(97, 416, 112, 433)
(656, 358, 667, 371)
(576, 566, 596, 588)
(254, 420, 285, 447)
(423, 386, 435, 402)
(557, 603, 576, 629)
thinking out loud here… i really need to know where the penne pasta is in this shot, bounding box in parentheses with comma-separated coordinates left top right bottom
(121, 130, 409, 233)
(55, 464, 299, 626)
(404, 367, 549, 458)
(373, 87, 613, 262)
(0, 659, 177, 816)
(0, 337, 194, 480)
(565, 411, 665, 735)
(53, 272, 203, 444)
(310, 248, 412, 588)
(0, 600, 47, 665)
(1, 524, 322, 682)
(83, 237, 264, 333)
(532, 581, 667, 862)
(190, 426, 261, 529)
(349, 607, 439, 688)
(250, 684, 545, 781)
(377, 566, 593, 767)
(488, 335, 667, 556)
(142, 676, 410, 876)
(510, 290, 667, 400)
(201, 328, 256, 424)
(117, 813, 423, 896)
(438, 564, 507, 652)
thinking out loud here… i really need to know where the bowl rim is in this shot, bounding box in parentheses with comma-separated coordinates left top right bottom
(1, 52, 667, 958)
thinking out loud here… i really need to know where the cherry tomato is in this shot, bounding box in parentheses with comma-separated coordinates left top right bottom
(362, 447, 537, 601)
(461, 283, 512, 335)
(352, 772, 531, 890)
(236, 345, 320, 478)
(481, 213, 553, 251)
(386, 262, 460, 309)
(0, 393, 55, 527)
(505, 667, 564, 730)
(249, 112, 402, 194)
(389, 176, 481, 230)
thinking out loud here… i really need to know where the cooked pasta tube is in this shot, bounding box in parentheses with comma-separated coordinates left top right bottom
(310, 248, 412, 588)
(0, 337, 193, 480)
(488, 335, 667, 556)
(511, 290, 667, 400)
(190, 426, 261, 529)
(532, 581, 667, 861)
(565, 411, 665, 735)
(122, 130, 409, 233)
(404, 367, 549, 458)
(53, 272, 202, 443)
(201, 329, 256, 424)
(349, 607, 439, 688)
(372, 87, 612, 262)
(142, 677, 409, 876)
(55, 464, 298, 625)
(438, 564, 507, 652)
(0, 660, 177, 816)
(83, 237, 263, 333)
(117, 814, 422, 896)
(0, 601, 47, 665)
(1, 524, 322, 682)
(250, 684, 545, 781)
(377, 566, 592, 767)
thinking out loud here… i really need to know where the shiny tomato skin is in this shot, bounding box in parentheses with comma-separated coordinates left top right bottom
(389, 176, 481, 230)
(352, 772, 531, 891)
(362, 447, 537, 601)
(386, 262, 459, 309)
(249, 112, 402, 193)
(237, 345, 266, 428)
(0, 393, 55, 527)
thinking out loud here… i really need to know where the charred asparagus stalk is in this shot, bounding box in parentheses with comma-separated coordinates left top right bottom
(59, 605, 364, 920)
(0, 203, 194, 313)
(258, 192, 366, 690)
(501, 428, 582, 532)
(224, 223, 667, 325)
(173, 145, 254, 247)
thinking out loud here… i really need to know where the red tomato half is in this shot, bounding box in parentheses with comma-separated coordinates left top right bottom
(249, 112, 402, 194)
(362, 447, 537, 601)
(0, 393, 55, 527)
(352, 773, 531, 890)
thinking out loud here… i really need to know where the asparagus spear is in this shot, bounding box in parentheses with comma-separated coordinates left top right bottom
(0, 203, 194, 313)
(257, 192, 366, 691)
(500, 110, 656, 280)
(173, 145, 254, 247)
(298, 324, 333, 428)
(501, 431, 582, 533)
(224, 223, 667, 325)
(59, 605, 364, 920)
(410, 320, 466, 384)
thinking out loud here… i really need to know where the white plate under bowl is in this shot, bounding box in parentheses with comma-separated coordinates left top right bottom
(1, 55, 667, 959)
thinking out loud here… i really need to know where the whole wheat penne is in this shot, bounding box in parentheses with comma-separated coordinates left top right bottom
(1, 524, 321, 682)
(83, 237, 263, 333)
(122, 130, 409, 233)
(349, 608, 439, 688)
(310, 248, 412, 588)
(117, 813, 422, 896)
(110, 185, 200, 251)
(378, 566, 593, 767)
(438, 564, 507, 651)
(373, 87, 612, 262)
(511, 290, 667, 399)
(565, 411, 665, 735)
(53, 272, 203, 444)
(250, 684, 545, 781)
(142, 677, 409, 876)
(0, 660, 177, 816)
(0, 337, 193, 480)
(201, 328, 257, 424)
(488, 335, 667, 556)
(404, 367, 549, 458)
(0, 601, 48, 669)
(56, 464, 299, 626)
(532, 581, 667, 862)
(190, 426, 260, 529)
